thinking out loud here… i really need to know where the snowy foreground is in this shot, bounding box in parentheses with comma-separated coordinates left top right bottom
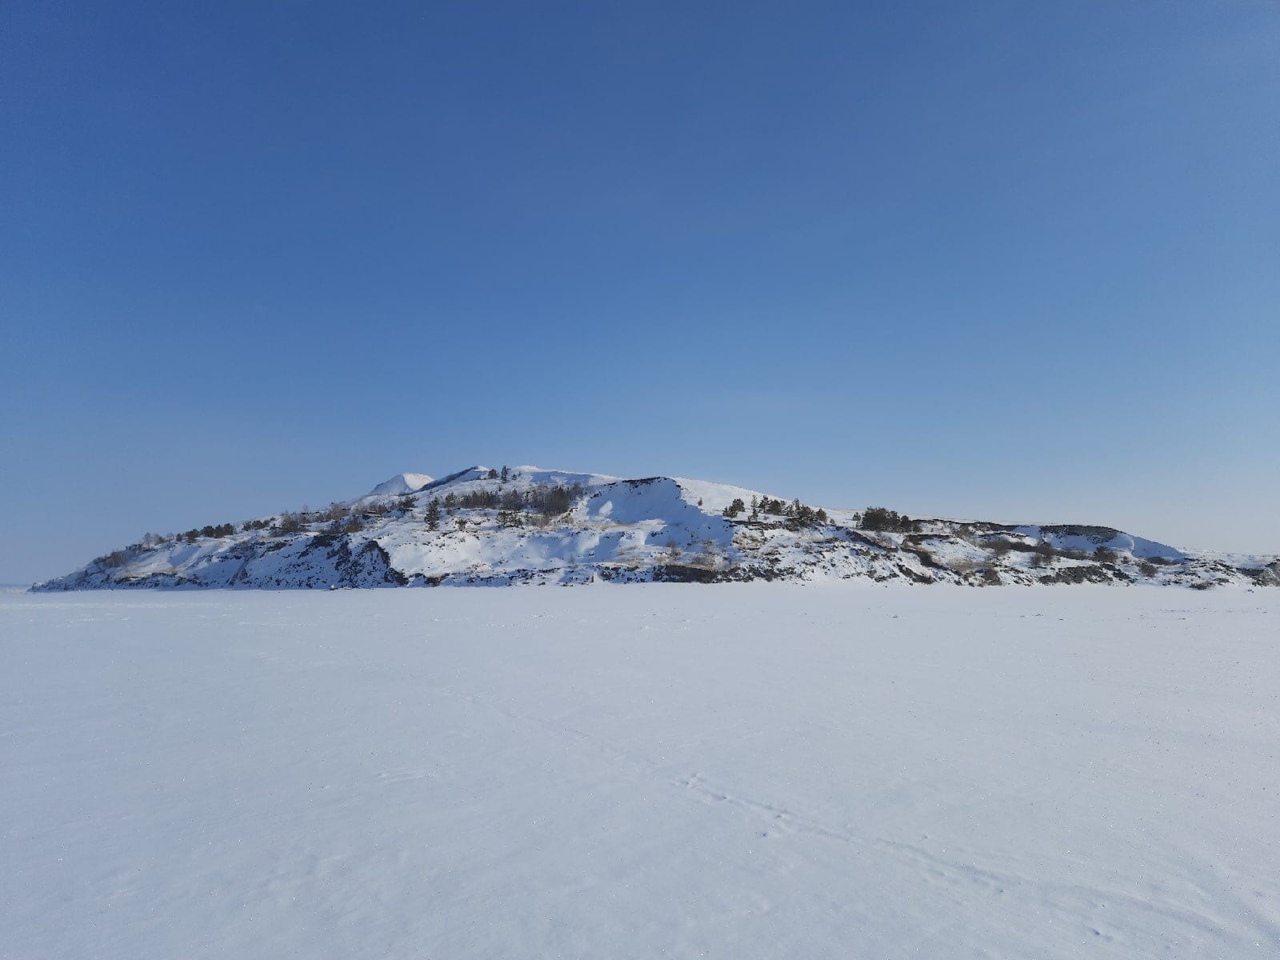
(2, 586, 1277, 959)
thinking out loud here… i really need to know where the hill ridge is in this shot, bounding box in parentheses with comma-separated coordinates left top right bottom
(33, 465, 1279, 591)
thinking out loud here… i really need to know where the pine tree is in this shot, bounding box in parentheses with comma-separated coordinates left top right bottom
(425, 499, 441, 531)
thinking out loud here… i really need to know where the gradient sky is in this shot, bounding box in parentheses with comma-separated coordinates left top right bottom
(2, 1, 1278, 583)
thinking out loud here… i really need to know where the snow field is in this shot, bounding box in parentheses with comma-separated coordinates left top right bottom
(1, 585, 1277, 958)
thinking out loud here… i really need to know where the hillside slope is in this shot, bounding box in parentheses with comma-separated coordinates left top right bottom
(33, 465, 1279, 590)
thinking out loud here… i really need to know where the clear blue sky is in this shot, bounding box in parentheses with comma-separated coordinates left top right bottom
(2, 1, 1277, 583)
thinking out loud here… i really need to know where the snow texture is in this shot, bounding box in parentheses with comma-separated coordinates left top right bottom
(1012, 524, 1186, 561)
(2, 586, 1277, 959)
(366, 472, 434, 497)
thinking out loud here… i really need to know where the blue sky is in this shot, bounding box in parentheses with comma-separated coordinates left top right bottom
(2, 1, 1277, 582)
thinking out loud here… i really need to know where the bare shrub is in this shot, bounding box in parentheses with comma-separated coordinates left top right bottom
(336, 516, 365, 535)
(276, 512, 304, 535)
(318, 502, 351, 522)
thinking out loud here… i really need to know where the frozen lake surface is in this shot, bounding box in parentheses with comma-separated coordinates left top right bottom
(2, 585, 1277, 958)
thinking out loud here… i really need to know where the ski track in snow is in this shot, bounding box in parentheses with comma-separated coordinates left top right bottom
(435, 660, 1280, 956)
(2, 584, 1278, 959)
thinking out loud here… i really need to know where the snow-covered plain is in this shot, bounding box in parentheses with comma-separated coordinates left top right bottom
(2, 585, 1277, 959)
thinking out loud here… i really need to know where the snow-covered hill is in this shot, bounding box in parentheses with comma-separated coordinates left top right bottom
(366, 472, 433, 497)
(33, 465, 1280, 590)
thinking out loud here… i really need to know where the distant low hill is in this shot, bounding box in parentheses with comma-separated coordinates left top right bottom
(34, 465, 1279, 590)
